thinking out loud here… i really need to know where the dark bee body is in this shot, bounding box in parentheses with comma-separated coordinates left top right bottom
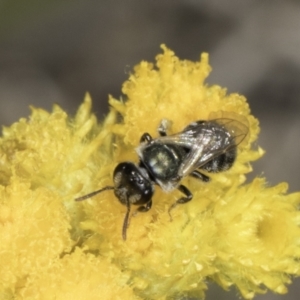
(76, 114, 248, 240)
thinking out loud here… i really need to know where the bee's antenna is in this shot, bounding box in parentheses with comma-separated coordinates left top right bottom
(75, 186, 114, 201)
(122, 198, 131, 241)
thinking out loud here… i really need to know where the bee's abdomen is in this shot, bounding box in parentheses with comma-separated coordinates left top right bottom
(201, 147, 236, 173)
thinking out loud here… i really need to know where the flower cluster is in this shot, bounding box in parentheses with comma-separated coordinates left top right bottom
(0, 45, 299, 299)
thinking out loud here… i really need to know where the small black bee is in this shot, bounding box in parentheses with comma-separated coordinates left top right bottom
(75, 112, 248, 240)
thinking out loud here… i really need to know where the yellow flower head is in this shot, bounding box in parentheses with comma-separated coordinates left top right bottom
(0, 45, 299, 299)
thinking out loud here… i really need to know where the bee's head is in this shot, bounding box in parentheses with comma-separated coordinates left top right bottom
(75, 161, 154, 240)
(113, 162, 153, 206)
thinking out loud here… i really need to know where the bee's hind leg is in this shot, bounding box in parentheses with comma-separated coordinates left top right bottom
(190, 170, 210, 182)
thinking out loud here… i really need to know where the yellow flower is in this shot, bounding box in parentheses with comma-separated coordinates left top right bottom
(0, 45, 299, 299)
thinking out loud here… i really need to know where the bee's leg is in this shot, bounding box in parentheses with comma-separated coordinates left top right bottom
(137, 199, 152, 212)
(140, 133, 153, 144)
(168, 184, 192, 221)
(158, 119, 172, 136)
(122, 199, 131, 241)
(190, 170, 210, 182)
(132, 199, 152, 217)
(132, 200, 152, 219)
(123, 198, 153, 240)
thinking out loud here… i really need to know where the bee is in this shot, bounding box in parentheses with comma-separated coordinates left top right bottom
(75, 112, 248, 240)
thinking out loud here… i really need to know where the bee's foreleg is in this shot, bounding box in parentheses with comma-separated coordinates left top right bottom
(158, 119, 172, 136)
(140, 133, 153, 144)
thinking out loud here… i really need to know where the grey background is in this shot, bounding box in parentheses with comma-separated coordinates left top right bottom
(0, 1, 299, 299)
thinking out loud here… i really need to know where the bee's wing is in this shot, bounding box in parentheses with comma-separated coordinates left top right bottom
(177, 119, 249, 177)
(152, 132, 196, 148)
(153, 117, 248, 148)
(211, 118, 249, 147)
(208, 111, 250, 147)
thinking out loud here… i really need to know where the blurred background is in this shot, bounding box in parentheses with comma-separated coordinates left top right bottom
(0, 0, 299, 299)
